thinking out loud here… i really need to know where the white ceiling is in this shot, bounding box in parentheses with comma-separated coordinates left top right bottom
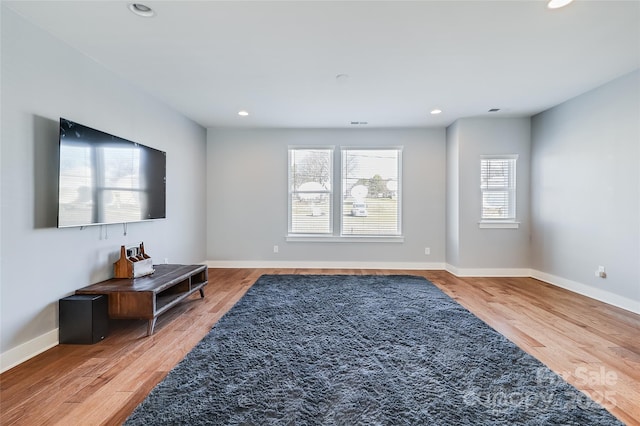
(5, 0, 640, 128)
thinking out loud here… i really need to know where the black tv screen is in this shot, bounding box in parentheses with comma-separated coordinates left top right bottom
(57, 118, 166, 228)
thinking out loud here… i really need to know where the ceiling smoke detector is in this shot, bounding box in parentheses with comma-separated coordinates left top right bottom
(128, 3, 155, 17)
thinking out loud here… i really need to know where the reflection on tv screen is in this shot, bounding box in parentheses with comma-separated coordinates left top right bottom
(57, 118, 166, 228)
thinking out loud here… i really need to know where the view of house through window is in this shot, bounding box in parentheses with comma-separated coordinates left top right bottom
(480, 155, 517, 220)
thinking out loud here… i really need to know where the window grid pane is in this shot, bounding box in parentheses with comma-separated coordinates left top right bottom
(288, 148, 333, 234)
(341, 149, 401, 236)
(290, 193, 331, 234)
(481, 157, 516, 220)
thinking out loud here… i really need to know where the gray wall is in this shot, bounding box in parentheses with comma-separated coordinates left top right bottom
(446, 118, 531, 272)
(531, 70, 640, 307)
(207, 128, 446, 265)
(0, 8, 207, 367)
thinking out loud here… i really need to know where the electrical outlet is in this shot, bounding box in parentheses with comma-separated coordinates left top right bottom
(597, 266, 607, 278)
(273, 245, 279, 254)
(424, 247, 430, 255)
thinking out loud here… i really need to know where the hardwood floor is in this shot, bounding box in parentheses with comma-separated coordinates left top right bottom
(1, 269, 639, 425)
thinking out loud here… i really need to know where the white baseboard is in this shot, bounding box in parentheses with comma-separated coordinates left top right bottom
(205, 261, 638, 312)
(530, 270, 640, 315)
(205, 260, 446, 270)
(445, 264, 532, 277)
(0, 329, 58, 374)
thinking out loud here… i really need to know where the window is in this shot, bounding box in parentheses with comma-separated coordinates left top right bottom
(288, 146, 402, 239)
(341, 148, 402, 236)
(288, 148, 333, 234)
(480, 155, 517, 221)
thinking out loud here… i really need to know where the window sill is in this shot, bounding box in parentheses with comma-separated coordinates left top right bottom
(478, 221, 520, 229)
(286, 235, 405, 243)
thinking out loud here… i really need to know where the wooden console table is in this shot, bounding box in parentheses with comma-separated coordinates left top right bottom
(76, 264, 208, 336)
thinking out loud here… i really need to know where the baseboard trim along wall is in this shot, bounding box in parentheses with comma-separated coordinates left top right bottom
(204, 260, 447, 270)
(207, 261, 639, 315)
(0, 329, 58, 374)
(530, 270, 640, 315)
(445, 264, 531, 277)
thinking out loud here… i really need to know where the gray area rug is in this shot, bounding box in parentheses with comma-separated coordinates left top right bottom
(125, 274, 621, 425)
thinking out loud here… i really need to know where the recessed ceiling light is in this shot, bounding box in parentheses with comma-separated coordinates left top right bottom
(238, 110, 249, 117)
(430, 109, 442, 115)
(128, 3, 155, 17)
(547, 0, 574, 9)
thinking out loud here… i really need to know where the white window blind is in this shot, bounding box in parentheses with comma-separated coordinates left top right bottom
(480, 155, 517, 220)
(341, 148, 402, 236)
(288, 148, 333, 234)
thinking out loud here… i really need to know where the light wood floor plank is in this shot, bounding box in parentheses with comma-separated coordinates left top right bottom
(1, 269, 638, 425)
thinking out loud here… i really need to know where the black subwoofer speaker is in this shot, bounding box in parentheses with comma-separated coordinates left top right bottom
(59, 294, 108, 344)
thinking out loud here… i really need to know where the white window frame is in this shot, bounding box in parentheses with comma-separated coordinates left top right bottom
(287, 145, 404, 242)
(479, 154, 519, 229)
(340, 147, 403, 238)
(287, 147, 334, 236)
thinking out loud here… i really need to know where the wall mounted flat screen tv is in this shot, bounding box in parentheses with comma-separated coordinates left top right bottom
(57, 118, 166, 228)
